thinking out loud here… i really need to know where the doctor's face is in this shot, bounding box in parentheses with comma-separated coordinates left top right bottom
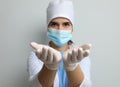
(48, 17, 72, 30)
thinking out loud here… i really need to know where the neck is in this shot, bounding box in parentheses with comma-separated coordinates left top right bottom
(49, 41, 69, 51)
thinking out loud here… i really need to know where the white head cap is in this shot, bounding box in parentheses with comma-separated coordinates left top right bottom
(47, 0, 74, 26)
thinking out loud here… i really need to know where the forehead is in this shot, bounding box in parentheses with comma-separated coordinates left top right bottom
(50, 17, 71, 23)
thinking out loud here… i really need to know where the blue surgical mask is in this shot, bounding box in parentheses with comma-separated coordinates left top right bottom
(47, 28, 72, 46)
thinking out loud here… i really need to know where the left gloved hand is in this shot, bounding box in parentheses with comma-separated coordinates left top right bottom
(63, 43, 92, 71)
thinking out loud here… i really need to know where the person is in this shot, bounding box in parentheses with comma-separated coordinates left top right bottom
(27, 0, 92, 87)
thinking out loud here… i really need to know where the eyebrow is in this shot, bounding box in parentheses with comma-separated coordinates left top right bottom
(63, 22, 71, 24)
(49, 22, 58, 25)
(50, 21, 71, 24)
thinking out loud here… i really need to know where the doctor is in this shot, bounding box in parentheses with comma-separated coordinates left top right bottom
(27, 0, 92, 87)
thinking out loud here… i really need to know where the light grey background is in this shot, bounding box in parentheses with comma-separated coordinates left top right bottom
(0, 0, 120, 87)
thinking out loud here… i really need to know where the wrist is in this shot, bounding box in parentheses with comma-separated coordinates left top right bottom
(45, 63, 60, 70)
(64, 62, 79, 71)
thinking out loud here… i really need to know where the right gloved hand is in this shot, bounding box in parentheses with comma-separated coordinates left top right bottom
(30, 42, 61, 70)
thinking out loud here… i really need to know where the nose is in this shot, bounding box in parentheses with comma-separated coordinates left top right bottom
(58, 24, 63, 30)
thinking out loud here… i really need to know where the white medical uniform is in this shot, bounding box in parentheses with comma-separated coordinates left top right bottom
(27, 43, 92, 87)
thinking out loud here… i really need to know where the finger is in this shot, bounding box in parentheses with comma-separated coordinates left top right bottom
(41, 47, 48, 61)
(30, 42, 39, 50)
(36, 49, 42, 58)
(30, 42, 44, 51)
(36, 49, 41, 53)
(72, 49, 77, 58)
(80, 43, 92, 50)
(62, 52, 68, 62)
(71, 49, 78, 62)
(53, 54, 57, 63)
(83, 50, 90, 57)
(68, 51, 72, 63)
(78, 48, 84, 61)
(53, 53, 61, 63)
(46, 49, 53, 63)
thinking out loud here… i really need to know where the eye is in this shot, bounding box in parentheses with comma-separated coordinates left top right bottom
(49, 22, 58, 27)
(63, 22, 71, 27)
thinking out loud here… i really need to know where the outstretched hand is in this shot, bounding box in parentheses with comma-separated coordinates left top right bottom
(30, 42, 61, 70)
(63, 43, 92, 71)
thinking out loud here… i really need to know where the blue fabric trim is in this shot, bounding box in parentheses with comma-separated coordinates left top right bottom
(58, 51, 68, 87)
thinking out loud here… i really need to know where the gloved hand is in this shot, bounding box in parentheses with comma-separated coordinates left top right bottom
(30, 42, 61, 70)
(63, 44, 92, 71)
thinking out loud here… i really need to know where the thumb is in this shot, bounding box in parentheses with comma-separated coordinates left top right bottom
(80, 43, 92, 50)
(30, 42, 41, 50)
